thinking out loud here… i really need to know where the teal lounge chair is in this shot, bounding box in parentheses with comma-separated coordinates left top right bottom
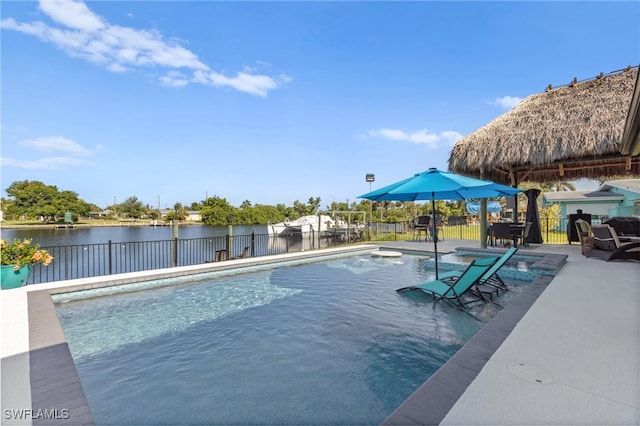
(437, 247, 517, 294)
(397, 256, 499, 308)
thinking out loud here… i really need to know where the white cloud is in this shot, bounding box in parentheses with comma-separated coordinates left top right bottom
(1, 136, 102, 170)
(440, 130, 464, 146)
(20, 136, 101, 157)
(367, 128, 462, 149)
(1, 0, 286, 97)
(1, 156, 95, 170)
(38, 0, 105, 32)
(194, 69, 284, 97)
(493, 96, 522, 109)
(159, 71, 189, 88)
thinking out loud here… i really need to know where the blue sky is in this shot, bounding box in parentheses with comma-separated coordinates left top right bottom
(2, 1, 639, 210)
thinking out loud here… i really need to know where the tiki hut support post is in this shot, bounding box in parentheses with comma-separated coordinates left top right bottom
(513, 173, 519, 223)
(480, 171, 488, 248)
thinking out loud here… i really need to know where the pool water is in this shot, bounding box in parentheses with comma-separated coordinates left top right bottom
(55, 252, 531, 425)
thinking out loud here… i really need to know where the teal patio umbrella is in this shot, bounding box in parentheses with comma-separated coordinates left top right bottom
(358, 168, 522, 278)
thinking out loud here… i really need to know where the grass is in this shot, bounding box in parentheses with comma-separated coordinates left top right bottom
(2, 220, 571, 244)
(369, 224, 569, 245)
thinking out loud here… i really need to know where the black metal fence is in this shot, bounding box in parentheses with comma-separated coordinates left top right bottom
(29, 230, 356, 284)
(28, 216, 602, 285)
(368, 216, 604, 244)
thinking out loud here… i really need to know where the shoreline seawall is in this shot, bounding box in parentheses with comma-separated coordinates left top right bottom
(0, 221, 204, 230)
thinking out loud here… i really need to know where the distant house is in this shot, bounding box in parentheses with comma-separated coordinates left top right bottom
(159, 209, 202, 222)
(185, 211, 202, 222)
(89, 210, 111, 218)
(597, 179, 640, 217)
(542, 179, 640, 221)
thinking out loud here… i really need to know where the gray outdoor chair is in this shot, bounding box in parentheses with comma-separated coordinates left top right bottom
(587, 225, 640, 262)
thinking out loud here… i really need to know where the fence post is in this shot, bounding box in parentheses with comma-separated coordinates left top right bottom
(251, 231, 255, 257)
(172, 237, 178, 267)
(546, 217, 550, 243)
(108, 240, 113, 275)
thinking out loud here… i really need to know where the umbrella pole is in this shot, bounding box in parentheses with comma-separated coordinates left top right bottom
(432, 194, 438, 279)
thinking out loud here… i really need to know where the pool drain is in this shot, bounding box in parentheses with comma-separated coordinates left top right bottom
(508, 362, 553, 384)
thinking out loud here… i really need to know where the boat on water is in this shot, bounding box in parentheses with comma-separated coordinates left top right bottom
(268, 214, 365, 242)
(268, 215, 337, 236)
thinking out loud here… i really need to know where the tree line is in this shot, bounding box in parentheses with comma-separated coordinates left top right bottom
(2, 179, 574, 226)
(0, 180, 470, 225)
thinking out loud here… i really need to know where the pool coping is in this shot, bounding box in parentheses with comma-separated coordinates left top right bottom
(6, 244, 567, 425)
(381, 252, 564, 425)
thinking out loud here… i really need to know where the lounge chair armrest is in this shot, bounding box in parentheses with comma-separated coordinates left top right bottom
(593, 236, 615, 242)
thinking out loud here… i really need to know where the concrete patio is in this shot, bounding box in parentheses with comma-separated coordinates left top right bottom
(1, 240, 638, 425)
(382, 239, 639, 425)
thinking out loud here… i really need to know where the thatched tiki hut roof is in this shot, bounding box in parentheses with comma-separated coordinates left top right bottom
(449, 66, 640, 185)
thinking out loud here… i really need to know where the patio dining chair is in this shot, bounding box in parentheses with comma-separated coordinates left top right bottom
(431, 216, 445, 242)
(491, 222, 513, 247)
(516, 222, 533, 247)
(413, 215, 430, 241)
(231, 246, 249, 260)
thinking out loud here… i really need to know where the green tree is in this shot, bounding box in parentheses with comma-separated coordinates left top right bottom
(540, 203, 562, 232)
(173, 202, 187, 220)
(418, 200, 457, 219)
(292, 200, 307, 217)
(237, 200, 257, 224)
(236, 203, 287, 224)
(307, 196, 321, 214)
(552, 181, 576, 192)
(4, 180, 92, 221)
(274, 203, 292, 220)
(119, 196, 145, 219)
(200, 196, 238, 225)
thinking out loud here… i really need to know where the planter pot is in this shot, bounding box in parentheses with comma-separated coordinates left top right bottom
(1, 265, 32, 290)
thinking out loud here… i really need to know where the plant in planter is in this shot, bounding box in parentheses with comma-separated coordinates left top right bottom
(1, 239, 53, 289)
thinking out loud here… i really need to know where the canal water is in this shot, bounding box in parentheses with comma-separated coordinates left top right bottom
(1, 224, 266, 247)
(1, 224, 349, 284)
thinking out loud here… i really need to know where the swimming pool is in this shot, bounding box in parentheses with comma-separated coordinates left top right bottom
(54, 251, 535, 425)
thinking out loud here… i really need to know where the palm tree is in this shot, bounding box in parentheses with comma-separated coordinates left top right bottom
(552, 181, 576, 191)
